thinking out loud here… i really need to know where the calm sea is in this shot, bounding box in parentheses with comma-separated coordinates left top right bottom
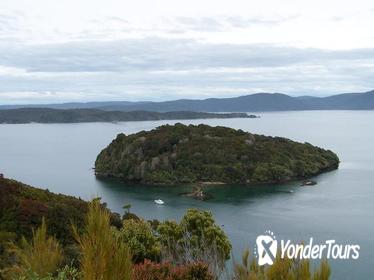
(1, 110, 373, 279)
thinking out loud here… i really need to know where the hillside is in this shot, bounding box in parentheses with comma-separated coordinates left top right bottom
(2, 90, 374, 112)
(95, 123, 339, 185)
(0, 176, 121, 245)
(0, 108, 250, 124)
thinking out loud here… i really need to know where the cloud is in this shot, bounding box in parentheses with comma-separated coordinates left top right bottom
(163, 15, 298, 33)
(331, 16, 345, 22)
(223, 15, 299, 28)
(171, 17, 224, 32)
(0, 36, 374, 103)
(1, 37, 374, 72)
(0, 12, 24, 35)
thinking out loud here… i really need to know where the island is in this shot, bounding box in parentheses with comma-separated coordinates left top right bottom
(0, 108, 252, 124)
(95, 123, 339, 185)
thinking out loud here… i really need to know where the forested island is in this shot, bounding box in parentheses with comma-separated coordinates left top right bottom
(95, 124, 339, 185)
(0, 108, 252, 124)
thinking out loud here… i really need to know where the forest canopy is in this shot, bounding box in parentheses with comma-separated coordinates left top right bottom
(95, 123, 339, 185)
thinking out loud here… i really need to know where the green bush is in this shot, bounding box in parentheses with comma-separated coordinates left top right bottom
(121, 219, 161, 263)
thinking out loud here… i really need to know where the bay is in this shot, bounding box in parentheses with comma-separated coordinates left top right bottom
(1, 110, 373, 279)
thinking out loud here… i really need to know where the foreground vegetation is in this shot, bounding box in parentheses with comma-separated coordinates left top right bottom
(95, 123, 339, 184)
(0, 177, 331, 279)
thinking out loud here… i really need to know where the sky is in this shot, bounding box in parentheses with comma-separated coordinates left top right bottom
(0, 0, 374, 104)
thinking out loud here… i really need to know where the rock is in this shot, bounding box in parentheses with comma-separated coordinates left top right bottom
(245, 134, 256, 146)
(134, 148, 144, 159)
(204, 135, 222, 140)
(181, 185, 213, 201)
(245, 139, 254, 146)
(139, 161, 147, 179)
(170, 152, 177, 160)
(178, 138, 189, 144)
(150, 157, 160, 171)
(162, 155, 170, 168)
(137, 136, 146, 142)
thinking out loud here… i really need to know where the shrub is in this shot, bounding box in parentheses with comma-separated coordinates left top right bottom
(73, 199, 132, 280)
(7, 218, 63, 278)
(132, 260, 214, 280)
(233, 249, 331, 280)
(121, 219, 161, 263)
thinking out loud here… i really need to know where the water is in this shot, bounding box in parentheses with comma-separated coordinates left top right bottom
(0, 111, 373, 279)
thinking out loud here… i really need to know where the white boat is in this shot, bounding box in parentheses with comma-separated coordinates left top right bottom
(154, 199, 165, 205)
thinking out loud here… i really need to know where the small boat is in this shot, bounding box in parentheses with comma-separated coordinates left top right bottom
(301, 180, 317, 186)
(154, 199, 165, 205)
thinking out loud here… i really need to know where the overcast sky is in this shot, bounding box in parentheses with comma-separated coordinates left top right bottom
(1, 0, 374, 104)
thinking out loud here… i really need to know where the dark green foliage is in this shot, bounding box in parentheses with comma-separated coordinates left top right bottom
(95, 124, 339, 184)
(0, 108, 249, 124)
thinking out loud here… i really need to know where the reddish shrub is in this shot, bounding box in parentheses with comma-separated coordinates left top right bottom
(132, 260, 214, 280)
(17, 199, 48, 236)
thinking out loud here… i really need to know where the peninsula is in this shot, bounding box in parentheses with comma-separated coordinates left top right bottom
(0, 108, 252, 124)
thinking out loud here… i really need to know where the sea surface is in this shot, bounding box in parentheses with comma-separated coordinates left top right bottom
(1, 110, 373, 279)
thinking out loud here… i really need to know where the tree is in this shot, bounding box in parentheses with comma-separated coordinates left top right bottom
(121, 218, 161, 263)
(157, 209, 231, 273)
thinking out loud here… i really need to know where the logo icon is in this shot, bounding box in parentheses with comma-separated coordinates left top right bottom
(255, 231, 277, 266)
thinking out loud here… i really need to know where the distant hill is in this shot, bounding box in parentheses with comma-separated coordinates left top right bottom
(0, 108, 251, 124)
(1, 90, 374, 112)
(97, 93, 309, 112)
(295, 91, 374, 110)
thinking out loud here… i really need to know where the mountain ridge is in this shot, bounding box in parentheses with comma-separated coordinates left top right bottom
(1, 90, 374, 112)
